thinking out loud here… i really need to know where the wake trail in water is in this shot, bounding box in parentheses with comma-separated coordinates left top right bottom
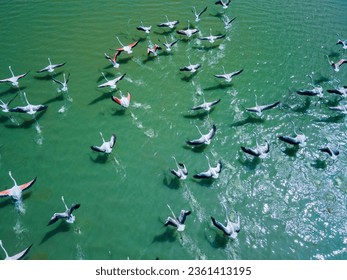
(182, 183, 206, 223)
(179, 231, 207, 260)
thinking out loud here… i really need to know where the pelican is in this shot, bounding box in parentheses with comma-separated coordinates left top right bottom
(327, 85, 347, 97)
(176, 20, 199, 38)
(278, 125, 307, 147)
(9, 92, 48, 115)
(0, 66, 28, 87)
(180, 57, 201, 73)
(191, 98, 221, 111)
(0, 171, 36, 201)
(329, 104, 347, 114)
(136, 21, 151, 34)
(170, 156, 188, 180)
(211, 212, 240, 239)
(37, 58, 65, 73)
(0, 240, 32, 260)
(245, 97, 280, 117)
(241, 140, 270, 159)
(193, 156, 222, 179)
(215, 0, 231, 9)
(91, 132, 116, 154)
(160, 38, 179, 52)
(98, 72, 126, 89)
(296, 75, 324, 97)
(186, 124, 216, 146)
(52, 73, 70, 92)
(157, 16, 179, 29)
(104, 51, 121, 68)
(336, 38, 347, 50)
(165, 204, 191, 232)
(214, 67, 243, 82)
(147, 44, 162, 56)
(115, 37, 140, 54)
(328, 57, 347, 72)
(319, 145, 339, 160)
(0, 94, 18, 113)
(192, 6, 207, 22)
(111, 91, 131, 108)
(198, 29, 226, 44)
(47, 196, 80, 225)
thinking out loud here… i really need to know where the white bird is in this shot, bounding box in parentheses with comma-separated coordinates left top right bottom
(91, 132, 116, 154)
(215, 0, 231, 9)
(337, 39, 347, 49)
(191, 98, 221, 112)
(186, 124, 216, 146)
(160, 37, 179, 52)
(214, 67, 243, 82)
(245, 98, 280, 117)
(211, 212, 240, 239)
(0, 171, 36, 201)
(147, 44, 162, 56)
(98, 73, 126, 89)
(136, 21, 151, 34)
(170, 156, 188, 180)
(165, 204, 191, 232)
(193, 156, 222, 179)
(180, 57, 201, 73)
(47, 196, 80, 225)
(112, 91, 131, 108)
(0, 66, 28, 87)
(0, 94, 18, 113)
(296, 75, 323, 97)
(327, 85, 347, 97)
(52, 73, 70, 92)
(104, 51, 121, 68)
(0, 240, 32, 260)
(157, 16, 179, 29)
(37, 58, 65, 73)
(241, 140, 270, 159)
(222, 15, 237, 28)
(9, 92, 48, 115)
(198, 29, 225, 44)
(115, 37, 140, 54)
(176, 20, 199, 38)
(329, 104, 347, 114)
(192, 6, 207, 22)
(278, 125, 307, 147)
(328, 57, 347, 72)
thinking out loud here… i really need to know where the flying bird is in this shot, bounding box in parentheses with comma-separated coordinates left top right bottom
(160, 38, 179, 52)
(136, 21, 151, 34)
(37, 58, 65, 73)
(98, 72, 126, 89)
(180, 57, 201, 73)
(211, 212, 240, 239)
(278, 126, 307, 147)
(245, 98, 280, 117)
(319, 145, 339, 160)
(0, 240, 32, 260)
(104, 51, 121, 68)
(176, 20, 199, 38)
(52, 73, 70, 92)
(0, 66, 28, 87)
(192, 6, 207, 22)
(191, 98, 221, 112)
(327, 85, 347, 97)
(193, 156, 222, 179)
(9, 92, 48, 115)
(47, 196, 80, 225)
(215, 0, 231, 9)
(0, 171, 36, 201)
(241, 140, 270, 159)
(329, 104, 347, 114)
(186, 124, 216, 146)
(198, 29, 225, 44)
(222, 16, 237, 28)
(214, 67, 243, 82)
(328, 58, 347, 72)
(165, 204, 191, 232)
(147, 44, 162, 56)
(115, 37, 139, 54)
(157, 16, 179, 29)
(91, 132, 116, 154)
(170, 156, 188, 180)
(112, 92, 131, 108)
(336, 38, 347, 50)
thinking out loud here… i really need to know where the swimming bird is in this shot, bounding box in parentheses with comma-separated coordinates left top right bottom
(165, 204, 191, 232)
(198, 29, 226, 44)
(327, 85, 347, 97)
(180, 57, 201, 73)
(336, 38, 347, 50)
(104, 51, 121, 68)
(98, 72, 126, 89)
(91, 132, 116, 154)
(176, 20, 199, 38)
(245, 98, 280, 117)
(47, 196, 80, 225)
(0, 240, 32, 260)
(9, 92, 48, 115)
(214, 67, 243, 82)
(211, 212, 240, 239)
(241, 140, 270, 159)
(52, 73, 70, 92)
(329, 104, 347, 114)
(328, 57, 347, 72)
(319, 145, 339, 160)
(215, 0, 231, 9)
(111, 92, 131, 108)
(115, 37, 140, 54)
(191, 98, 221, 112)
(0, 171, 36, 201)
(160, 37, 179, 52)
(147, 44, 162, 56)
(192, 6, 207, 22)
(0, 94, 18, 113)
(136, 21, 151, 34)
(186, 124, 216, 146)
(193, 156, 222, 179)
(157, 16, 179, 29)
(37, 58, 65, 73)
(170, 156, 188, 180)
(0, 66, 29, 87)
(278, 126, 307, 147)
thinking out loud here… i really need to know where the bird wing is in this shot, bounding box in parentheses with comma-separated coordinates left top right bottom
(241, 146, 260, 157)
(9, 106, 29, 113)
(112, 96, 122, 106)
(206, 124, 217, 140)
(68, 203, 80, 216)
(186, 136, 205, 145)
(178, 163, 188, 175)
(215, 160, 222, 173)
(16, 71, 29, 80)
(128, 40, 139, 49)
(198, 6, 208, 16)
(176, 29, 188, 35)
(52, 77, 63, 86)
(19, 177, 37, 192)
(211, 216, 229, 235)
(164, 217, 179, 228)
(0, 188, 11, 197)
(52, 62, 66, 69)
(48, 212, 67, 225)
(327, 89, 343, 95)
(296, 90, 318, 96)
(36, 66, 49, 73)
(109, 134, 116, 148)
(207, 99, 221, 108)
(230, 69, 244, 77)
(9, 244, 33, 260)
(278, 135, 300, 145)
(259, 101, 280, 112)
(180, 66, 191, 71)
(178, 210, 191, 224)
(91, 145, 104, 152)
(214, 74, 227, 79)
(193, 169, 212, 179)
(170, 169, 182, 179)
(115, 73, 126, 83)
(32, 105, 48, 112)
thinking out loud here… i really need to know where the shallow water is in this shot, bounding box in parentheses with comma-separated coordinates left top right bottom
(0, 0, 347, 260)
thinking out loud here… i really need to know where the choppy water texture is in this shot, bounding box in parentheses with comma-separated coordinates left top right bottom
(0, 0, 347, 260)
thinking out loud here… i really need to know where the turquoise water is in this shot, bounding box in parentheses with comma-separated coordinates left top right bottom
(0, 0, 347, 260)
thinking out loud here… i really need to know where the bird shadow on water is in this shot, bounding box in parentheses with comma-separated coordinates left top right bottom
(152, 225, 177, 243)
(40, 222, 71, 245)
(237, 156, 261, 171)
(4, 111, 46, 129)
(183, 111, 209, 120)
(112, 108, 127, 116)
(182, 144, 208, 153)
(180, 72, 199, 82)
(314, 114, 345, 123)
(230, 115, 264, 127)
(192, 177, 215, 188)
(163, 173, 180, 190)
(204, 83, 233, 92)
(89, 93, 113, 105)
(0, 87, 25, 96)
(311, 159, 327, 170)
(205, 231, 229, 249)
(279, 146, 300, 157)
(89, 153, 109, 164)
